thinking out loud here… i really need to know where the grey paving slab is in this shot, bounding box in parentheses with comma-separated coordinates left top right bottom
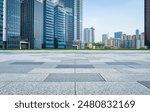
(56, 65, 94, 68)
(11, 62, 45, 65)
(0, 73, 22, 81)
(76, 82, 150, 95)
(138, 81, 150, 89)
(0, 67, 34, 73)
(127, 65, 150, 69)
(105, 62, 139, 65)
(93, 65, 130, 69)
(101, 73, 150, 82)
(16, 74, 49, 82)
(29, 68, 74, 74)
(44, 73, 105, 82)
(76, 68, 120, 74)
(121, 68, 150, 74)
(0, 82, 74, 95)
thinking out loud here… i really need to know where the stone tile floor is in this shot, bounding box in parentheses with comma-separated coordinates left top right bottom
(0, 50, 150, 95)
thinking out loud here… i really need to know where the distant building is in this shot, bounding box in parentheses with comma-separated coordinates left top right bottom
(84, 27, 95, 43)
(114, 32, 123, 39)
(105, 38, 121, 48)
(132, 35, 136, 48)
(102, 34, 108, 44)
(140, 32, 145, 48)
(3, 0, 20, 48)
(90, 27, 95, 43)
(136, 29, 141, 49)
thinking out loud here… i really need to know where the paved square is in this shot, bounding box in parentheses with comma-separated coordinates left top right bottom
(0, 50, 150, 95)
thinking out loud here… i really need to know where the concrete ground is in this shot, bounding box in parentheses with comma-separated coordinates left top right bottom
(0, 50, 150, 95)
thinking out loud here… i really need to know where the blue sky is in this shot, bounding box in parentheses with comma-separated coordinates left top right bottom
(83, 0, 144, 42)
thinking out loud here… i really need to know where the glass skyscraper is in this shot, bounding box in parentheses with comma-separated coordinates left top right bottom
(145, 0, 150, 47)
(43, 0, 54, 48)
(114, 32, 123, 39)
(59, 0, 83, 47)
(65, 8, 73, 48)
(0, 0, 3, 48)
(54, 3, 66, 48)
(3, 0, 20, 48)
(21, 0, 44, 49)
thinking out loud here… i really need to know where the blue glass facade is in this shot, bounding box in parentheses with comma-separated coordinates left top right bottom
(65, 8, 73, 48)
(21, 0, 44, 49)
(54, 4, 66, 48)
(21, 0, 34, 48)
(0, 0, 3, 48)
(43, 0, 54, 48)
(114, 32, 123, 39)
(5, 0, 20, 48)
(60, 0, 83, 47)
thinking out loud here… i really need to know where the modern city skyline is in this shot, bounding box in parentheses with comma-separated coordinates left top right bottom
(0, 0, 149, 49)
(83, 0, 144, 42)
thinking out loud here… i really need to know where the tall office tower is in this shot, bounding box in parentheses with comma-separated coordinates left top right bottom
(21, 0, 44, 49)
(0, 0, 3, 48)
(43, 0, 54, 48)
(59, 0, 83, 44)
(3, 0, 20, 49)
(54, 3, 66, 48)
(65, 8, 73, 48)
(84, 27, 95, 43)
(114, 32, 123, 39)
(132, 35, 136, 48)
(90, 27, 95, 43)
(102, 34, 108, 44)
(140, 32, 145, 48)
(84, 28, 89, 43)
(135, 29, 141, 49)
(145, 0, 150, 47)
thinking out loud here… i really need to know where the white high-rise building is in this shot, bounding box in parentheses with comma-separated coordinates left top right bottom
(102, 34, 108, 44)
(140, 32, 145, 48)
(84, 27, 95, 43)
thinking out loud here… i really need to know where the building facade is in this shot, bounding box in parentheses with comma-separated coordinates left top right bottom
(114, 32, 123, 39)
(43, 0, 54, 48)
(0, 0, 3, 48)
(102, 34, 108, 44)
(59, 0, 83, 46)
(65, 8, 73, 48)
(54, 3, 66, 48)
(21, 0, 44, 49)
(3, 0, 20, 48)
(84, 27, 95, 43)
(145, 0, 150, 47)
